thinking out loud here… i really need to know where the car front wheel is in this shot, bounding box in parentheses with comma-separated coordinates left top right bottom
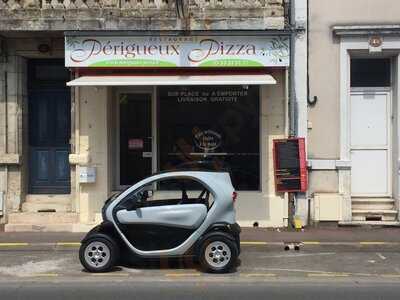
(79, 236, 119, 273)
(199, 234, 238, 273)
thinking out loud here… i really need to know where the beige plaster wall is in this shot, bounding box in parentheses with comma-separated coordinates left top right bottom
(309, 171, 339, 194)
(308, 0, 400, 159)
(77, 86, 111, 224)
(232, 69, 288, 227)
(0, 52, 27, 214)
(308, 0, 400, 220)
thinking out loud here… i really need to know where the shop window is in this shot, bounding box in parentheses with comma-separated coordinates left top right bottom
(351, 58, 391, 87)
(158, 86, 260, 191)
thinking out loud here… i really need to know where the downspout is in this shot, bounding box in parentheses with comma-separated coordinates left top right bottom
(3, 70, 8, 220)
(3, 71, 7, 154)
(307, 0, 311, 108)
(306, 0, 311, 225)
(289, 0, 309, 135)
(74, 70, 80, 214)
(289, 0, 297, 137)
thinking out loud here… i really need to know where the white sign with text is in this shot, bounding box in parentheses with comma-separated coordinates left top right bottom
(65, 36, 289, 68)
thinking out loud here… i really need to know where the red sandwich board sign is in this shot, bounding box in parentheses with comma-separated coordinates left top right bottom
(273, 138, 307, 193)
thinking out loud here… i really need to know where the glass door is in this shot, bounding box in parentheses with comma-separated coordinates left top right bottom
(118, 93, 153, 187)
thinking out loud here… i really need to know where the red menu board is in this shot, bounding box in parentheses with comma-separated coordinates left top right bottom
(273, 138, 307, 193)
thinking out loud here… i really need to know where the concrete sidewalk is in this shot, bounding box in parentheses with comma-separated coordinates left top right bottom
(0, 226, 400, 244)
(241, 227, 400, 243)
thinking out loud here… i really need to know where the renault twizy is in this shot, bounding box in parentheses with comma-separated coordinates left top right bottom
(79, 171, 241, 273)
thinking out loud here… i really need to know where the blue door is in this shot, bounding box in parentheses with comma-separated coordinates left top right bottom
(29, 89, 71, 194)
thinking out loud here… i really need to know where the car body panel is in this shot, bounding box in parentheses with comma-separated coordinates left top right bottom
(116, 204, 207, 229)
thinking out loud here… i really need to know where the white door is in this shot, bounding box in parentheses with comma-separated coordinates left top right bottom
(350, 90, 391, 197)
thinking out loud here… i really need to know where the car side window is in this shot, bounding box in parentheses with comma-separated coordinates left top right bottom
(152, 178, 211, 207)
(118, 177, 212, 210)
(117, 184, 153, 211)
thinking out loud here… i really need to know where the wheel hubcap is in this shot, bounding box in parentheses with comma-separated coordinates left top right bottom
(205, 241, 231, 268)
(84, 241, 110, 269)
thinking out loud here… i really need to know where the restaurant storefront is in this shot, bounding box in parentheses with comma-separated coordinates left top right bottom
(1, 32, 291, 231)
(64, 33, 291, 229)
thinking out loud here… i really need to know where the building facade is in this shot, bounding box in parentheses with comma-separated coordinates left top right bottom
(0, 0, 307, 231)
(308, 0, 400, 225)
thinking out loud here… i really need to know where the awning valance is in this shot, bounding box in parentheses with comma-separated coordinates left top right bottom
(67, 74, 276, 86)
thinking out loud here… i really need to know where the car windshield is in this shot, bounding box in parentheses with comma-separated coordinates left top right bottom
(106, 186, 131, 203)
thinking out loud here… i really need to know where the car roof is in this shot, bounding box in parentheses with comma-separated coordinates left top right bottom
(151, 169, 230, 176)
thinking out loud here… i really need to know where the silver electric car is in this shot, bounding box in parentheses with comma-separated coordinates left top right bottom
(79, 171, 241, 273)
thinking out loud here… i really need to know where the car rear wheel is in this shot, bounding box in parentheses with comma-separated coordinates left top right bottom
(79, 236, 119, 273)
(199, 235, 238, 273)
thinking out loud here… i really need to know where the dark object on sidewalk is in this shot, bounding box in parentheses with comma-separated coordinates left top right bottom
(284, 242, 301, 251)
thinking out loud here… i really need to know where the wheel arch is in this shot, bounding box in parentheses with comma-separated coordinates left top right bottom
(82, 221, 124, 247)
(193, 222, 241, 256)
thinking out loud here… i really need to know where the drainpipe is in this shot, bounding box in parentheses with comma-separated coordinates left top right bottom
(2, 70, 8, 220)
(289, 0, 297, 137)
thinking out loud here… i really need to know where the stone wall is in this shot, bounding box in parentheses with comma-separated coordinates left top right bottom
(0, 55, 26, 219)
(0, 0, 286, 31)
(0, 38, 64, 223)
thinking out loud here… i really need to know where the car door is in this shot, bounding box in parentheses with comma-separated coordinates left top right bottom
(115, 177, 209, 251)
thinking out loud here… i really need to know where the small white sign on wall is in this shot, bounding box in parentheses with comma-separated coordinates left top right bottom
(79, 167, 96, 183)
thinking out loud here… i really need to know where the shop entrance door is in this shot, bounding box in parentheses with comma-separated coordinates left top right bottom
(118, 93, 153, 187)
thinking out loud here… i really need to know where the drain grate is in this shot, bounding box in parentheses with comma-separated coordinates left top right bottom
(37, 209, 57, 213)
(366, 216, 382, 221)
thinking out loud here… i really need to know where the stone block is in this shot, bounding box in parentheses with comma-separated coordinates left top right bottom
(0, 154, 20, 165)
(0, 1, 287, 31)
(22, 201, 72, 213)
(4, 223, 75, 232)
(7, 212, 79, 224)
(69, 153, 90, 165)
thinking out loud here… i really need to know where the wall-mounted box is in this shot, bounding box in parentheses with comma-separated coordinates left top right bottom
(314, 193, 343, 221)
(79, 166, 96, 183)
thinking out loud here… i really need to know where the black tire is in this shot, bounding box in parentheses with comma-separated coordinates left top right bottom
(198, 234, 238, 273)
(79, 235, 119, 273)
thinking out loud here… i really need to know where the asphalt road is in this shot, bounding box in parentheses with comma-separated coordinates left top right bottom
(1, 281, 400, 300)
(1, 244, 400, 299)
